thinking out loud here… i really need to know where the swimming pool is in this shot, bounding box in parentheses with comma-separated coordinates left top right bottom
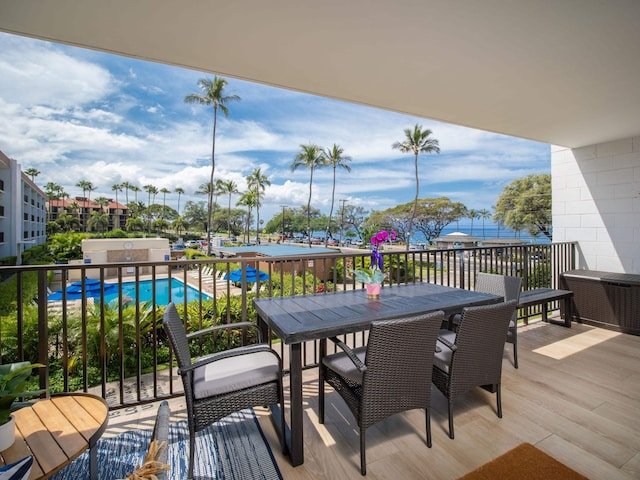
(106, 278, 211, 305)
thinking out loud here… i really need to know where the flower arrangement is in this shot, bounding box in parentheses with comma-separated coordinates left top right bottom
(350, 230, 397, 285)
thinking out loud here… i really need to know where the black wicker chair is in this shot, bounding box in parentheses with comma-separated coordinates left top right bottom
(449, 272, 522, 368)
(434, 299, 518, 439)
(319, 311, 444, 475)
(162, 302, 285, 479)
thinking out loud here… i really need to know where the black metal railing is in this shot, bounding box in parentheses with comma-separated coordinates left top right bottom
(0, 242, 576, 410)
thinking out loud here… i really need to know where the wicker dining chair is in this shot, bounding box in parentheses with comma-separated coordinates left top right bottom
(318, 310, 445, 475)
(434, 300, 518, 439)
(450, 272, 522, 368)
(162, 302, 285, 479)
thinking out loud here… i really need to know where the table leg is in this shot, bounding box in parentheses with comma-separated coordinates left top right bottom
(90, 444, 97, 480)
(563, 297, 572, 327)
(289, 342, 304, 466)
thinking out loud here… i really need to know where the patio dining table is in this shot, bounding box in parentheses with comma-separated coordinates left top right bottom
(253, 282, 503, 466)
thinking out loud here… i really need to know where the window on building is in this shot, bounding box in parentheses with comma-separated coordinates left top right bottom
(0, 232, 4, 242)
(24, 213, 28, 221)
(23, 231, 28, 239)
(0, 205, 4, 216)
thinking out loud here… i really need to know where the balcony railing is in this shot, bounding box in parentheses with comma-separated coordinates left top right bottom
(0, 242, 576, 411)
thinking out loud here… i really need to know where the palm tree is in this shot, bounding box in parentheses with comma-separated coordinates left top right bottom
(246, 168, 271, 244)
(111, 183, 123, 229)
(322, 144, 351, 247)
(160, 187, 171, 219)
(143, 184, 159, 233)
(120, 181, 133, 206)
(468, 209, 479, 236)
(237, 191, 257, 244)
(291, 144, 326, 247)
(174, 187, 185, 215)
(196, 182, 216, 251)
(172, 216, 189, 236)
(219, 180, 239, 240)
(479, 208, 492, 239)
(88, 210, 110, 233)
(44, 182, 62, 198)
(184, 77, 240, 253)
(392, 124, 440, 247)
(131, 185, 141, 204)
(75, 180, 95, 232)
(126, 216, 145, 232)
(25, 167, 40, 182)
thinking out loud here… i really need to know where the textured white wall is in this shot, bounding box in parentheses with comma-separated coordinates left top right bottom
(552, 137, 640, 274)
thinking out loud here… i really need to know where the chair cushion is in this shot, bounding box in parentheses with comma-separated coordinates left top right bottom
(0, 456, 33, 480)
(193, 350, 280, 399)
(322, 346, 367, 384)
(434, 329, 456, 374)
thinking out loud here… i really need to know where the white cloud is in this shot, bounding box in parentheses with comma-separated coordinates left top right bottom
(0, 31, 550, 226)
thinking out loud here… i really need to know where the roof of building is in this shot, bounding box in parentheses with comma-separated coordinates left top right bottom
(215, 244, 336, 257)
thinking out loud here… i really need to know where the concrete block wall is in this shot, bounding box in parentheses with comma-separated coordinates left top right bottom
(551, 136, 640, 274)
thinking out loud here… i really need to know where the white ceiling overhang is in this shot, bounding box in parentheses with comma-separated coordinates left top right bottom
(1, 0, 639, 148)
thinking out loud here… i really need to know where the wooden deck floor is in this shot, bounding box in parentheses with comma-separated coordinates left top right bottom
(256, 319, 640, 479)
(105, 318, 640, 479)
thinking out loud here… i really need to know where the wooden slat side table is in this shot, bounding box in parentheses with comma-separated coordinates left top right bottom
(0, 393, 109, 479)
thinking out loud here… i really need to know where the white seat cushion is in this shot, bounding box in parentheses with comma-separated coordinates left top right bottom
(322, 346, 367, 384)
(193, 350, 279, 399)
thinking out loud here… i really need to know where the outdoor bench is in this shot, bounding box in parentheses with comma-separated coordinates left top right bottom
(518, 287, 574, 327)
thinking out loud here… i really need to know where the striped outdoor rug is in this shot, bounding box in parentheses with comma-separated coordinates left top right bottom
(51, 409, 282, 480)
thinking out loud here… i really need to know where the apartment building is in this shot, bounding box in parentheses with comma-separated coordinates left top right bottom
(0, 150, 47, 263)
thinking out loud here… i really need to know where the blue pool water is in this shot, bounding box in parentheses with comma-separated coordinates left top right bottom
(106, 278, 211, 305)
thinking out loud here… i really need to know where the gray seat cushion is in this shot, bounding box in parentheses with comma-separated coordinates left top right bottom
(434, 329, 456, 374)
(193, 350, 280, 399)
(322, 346, 367, 384)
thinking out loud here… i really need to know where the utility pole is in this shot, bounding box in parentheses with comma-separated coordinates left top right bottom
(339, 199, 347, 246)
(280, 205, 287, 243)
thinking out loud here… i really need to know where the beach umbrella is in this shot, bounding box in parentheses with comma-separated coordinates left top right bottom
(48, 278, 118, 300)
(224, 266, 269, 283)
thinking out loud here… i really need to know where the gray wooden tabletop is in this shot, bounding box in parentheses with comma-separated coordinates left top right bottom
(254, 282, 502, 344)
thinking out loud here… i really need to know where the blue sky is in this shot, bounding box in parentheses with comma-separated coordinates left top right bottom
(0, 32, 550, 224)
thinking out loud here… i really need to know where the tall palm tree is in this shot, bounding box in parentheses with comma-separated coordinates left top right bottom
(237, 191, 257, 244)
(25, 167, 40, 182)
(291, 144, 326, 247)
(184, 77, 240, 252)
(75, 180, 95, 232)
(322, 144, 352, 247)
(131, 185, 141, 204)
(174, 187, 185, 215)
(479, 208, 492, 239)
(392, 124, 440, 247)
(468, 209, 479, 236)
(143, 184, 159, 233)
(111, 183, 122, 228)
(219, 180, 239, 240)
(246, 168, 271, 244)
(196, 182, 216, 250)
(120, 181, 133, 206)
(160, 187, 171, 219)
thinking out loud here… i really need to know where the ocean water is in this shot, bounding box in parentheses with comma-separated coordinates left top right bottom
(427, 225, 551, 244)
(314, 224, 551, 245)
